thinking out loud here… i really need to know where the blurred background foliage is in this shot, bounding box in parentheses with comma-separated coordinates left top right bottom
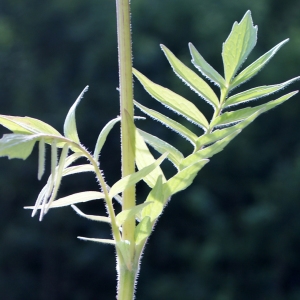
(0, 0, 300, 299)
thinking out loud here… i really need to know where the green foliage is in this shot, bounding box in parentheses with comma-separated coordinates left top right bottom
(0, 5, 299, 300)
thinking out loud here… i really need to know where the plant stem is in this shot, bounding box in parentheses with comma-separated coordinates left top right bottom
(116, 0, 136, 299)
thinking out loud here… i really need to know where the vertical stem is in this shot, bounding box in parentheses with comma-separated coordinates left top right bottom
(116, 0, 136, 299)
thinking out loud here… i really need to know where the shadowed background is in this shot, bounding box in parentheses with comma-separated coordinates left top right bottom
(0, 0, 300, 299)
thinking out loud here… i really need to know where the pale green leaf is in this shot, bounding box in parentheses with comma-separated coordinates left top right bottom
(25, 191, 105, 209)
(189, 42, 226, 88)
(231, 39, 289, 90)
(222, 11, 257, 83)
(133, 68, 209, 130)
(109, 152, 168, 198)
(134, 100, 198, 146)
(211, 91, 298, 127)
(62, 164, 95, 177)
(43, 144, 69, 216)
(64, 86, 88, 143)
(161, 44, 219, 109)
(0, 115, 62, 136)
(196, 109, 264, 149)
(94, 116, 121, 160)
(140, 175, 165, 223)
(135, 216, 151, 247)
(225, 76, 300, 108)
(71, 205, 111, 223)
(77, 237, 115, 245)
(180, 130, 241, 169)
(163, 159, 209, 199)
(0, 133, 39, 160)
(138, 129, 184, 169)
(135, 129, 166, 188)
(38, 138, 46, 180)
(116, 240, 132, 270)
(115, 202, 152, 227)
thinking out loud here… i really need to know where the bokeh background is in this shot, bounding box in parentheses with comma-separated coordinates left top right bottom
(1, 0, 300, 299)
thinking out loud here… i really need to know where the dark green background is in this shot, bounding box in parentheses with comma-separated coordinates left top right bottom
(0, 0, 300, 299)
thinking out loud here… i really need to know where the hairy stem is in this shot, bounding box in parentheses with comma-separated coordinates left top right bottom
(116, 0, 136, 299)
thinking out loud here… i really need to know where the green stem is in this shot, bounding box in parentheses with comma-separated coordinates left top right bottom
(116, 0, 136, 299)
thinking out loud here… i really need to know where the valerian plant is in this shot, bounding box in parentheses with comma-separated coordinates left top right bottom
(0, 2, 298, 299)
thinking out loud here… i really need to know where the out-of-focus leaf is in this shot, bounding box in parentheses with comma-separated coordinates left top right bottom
(0, 133, 39, 160)
(163, 159, 209, 199)
(64, 86, 88, 143)
(161, 44, 219, 109)
(138, 129, 183, 169)
(181, 130, 241, 169)
(77, 237, 115, 245)
(109, 152, 168, 198)
(222, 10, 257, 83)
(38, 138, 46, 180)
(189, 42, 226, 88)
(211, 91, 298, 127)
(94, 116, 121, 160)
(135, 129, 166, 188)
(231, 39, 289, 89)
(225, 77, 300, 107)
(133, 68, 209, 130)
(134, 101, 198, 145)
(115, 202, 152, 227)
